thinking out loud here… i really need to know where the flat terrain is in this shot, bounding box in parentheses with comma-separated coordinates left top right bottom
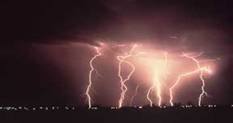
(0, 106, 232, 123)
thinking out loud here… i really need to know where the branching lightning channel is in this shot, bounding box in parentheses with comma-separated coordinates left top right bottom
(82, 43, 214, 108)
(182, 53, 210, 106)
(146, 52, 168, 107)
(146, 74, 163, 107)
(169, 53, 211, 106)
(85, 47, 102, 109)
(117, 44, 138, 108)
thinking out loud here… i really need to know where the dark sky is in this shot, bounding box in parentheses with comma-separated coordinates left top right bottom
(0, 0, 233, 106)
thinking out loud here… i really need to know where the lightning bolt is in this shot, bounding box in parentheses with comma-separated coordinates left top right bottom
(146, 52, 168, 107)
(169, 53, 211, 106)
(182, 53, 209, 106)
(155, 76, 162, 106)
(146, 74, 163, 107)
(130, 84, 140, 106)
(146, 86, 154, 107)
(117, 44, 137, 108)
(83, 43, 213, 108)
(85, 47, 102, 109)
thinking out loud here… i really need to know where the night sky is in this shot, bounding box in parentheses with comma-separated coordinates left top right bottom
(0, 0, 233, 106)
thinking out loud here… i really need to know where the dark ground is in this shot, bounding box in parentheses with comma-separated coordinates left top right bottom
(0, 106, 233, 123)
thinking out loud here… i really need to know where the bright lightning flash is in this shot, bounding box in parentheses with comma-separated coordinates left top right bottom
(146, 52, 168, 107)
(182, 53, 211, 106)
(117, 44, 139, 108)
(82, 42, 216, 107)
(85, 47, 102, 109)
(169, 53, 212, 106)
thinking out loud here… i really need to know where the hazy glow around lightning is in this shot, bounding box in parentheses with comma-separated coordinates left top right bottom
(82, 42, 216, 107)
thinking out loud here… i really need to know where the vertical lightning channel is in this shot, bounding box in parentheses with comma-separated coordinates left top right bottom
(146, 86, 154, 107)
(198, 70, 206, 106)
(117, 44, 137, 108)
(169, 53, 211, 106)
(146, 72, 162, 107)
(146, 52, 168, 107)
(85, 47, 102, 109)
(130, 84, 140, 106)
(155, 76, 162, 106)
(182, 53, 208, 106)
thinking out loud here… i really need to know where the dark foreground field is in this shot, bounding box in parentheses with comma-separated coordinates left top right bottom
(0, 106, 233, 123)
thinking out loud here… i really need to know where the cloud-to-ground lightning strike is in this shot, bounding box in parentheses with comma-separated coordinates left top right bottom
(146, 86, 154, 107)
(155, 75, 162, 106)
(146, 52, 168, 107)
(130, 84, 140, 106)
(85, 47, 102, 109)
(82, 42, 215, 107)
(182, 53, 210, 106)
(117, 44, 138, 108)
(169, 53, 211, 106)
